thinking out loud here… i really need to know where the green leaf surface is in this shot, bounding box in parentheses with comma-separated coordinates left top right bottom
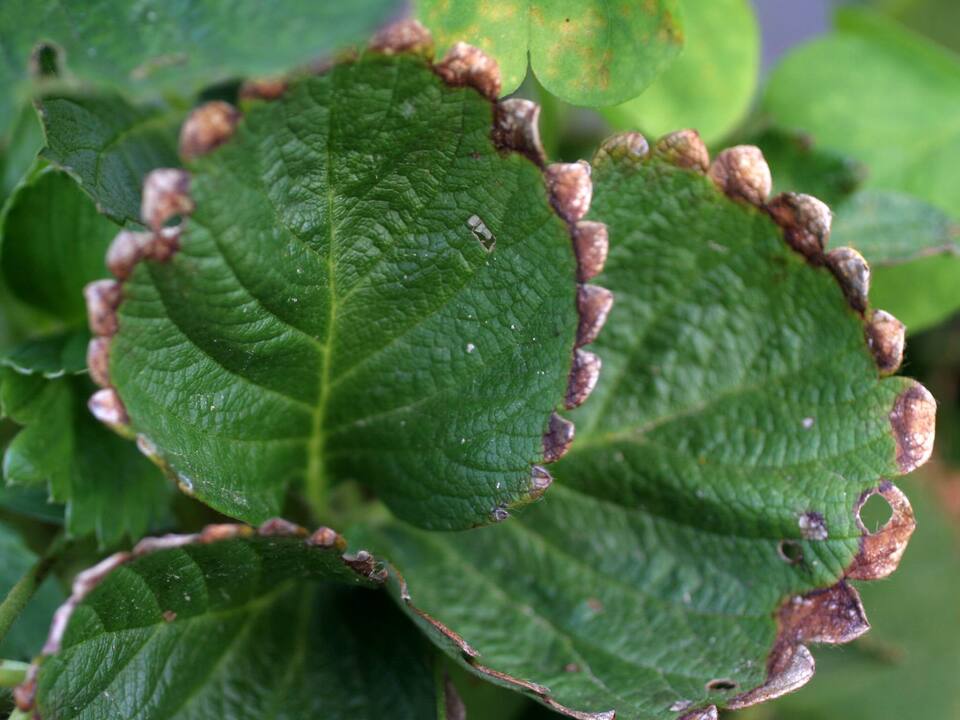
(38, 94, 181, 226)
(602, 0, 759, 144)
(763, 8, 960, 217)
(0, 522, 63, 661)
(27, 526, 445, 720)
(0, 0, 403, 136)
(0, 104, 43, 204)
(360, 142, 917, 719)
(0, 168, 115, 324)
(415, 0, 683, 105)
(108, 53, 579, 530)
(1, 371, 170, 548)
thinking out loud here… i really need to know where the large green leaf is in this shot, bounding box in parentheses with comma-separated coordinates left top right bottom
(602, 0, 759, 144)
(17, 523, 451, 720)
(37, 94, 181, 226)
(102, 52, 584, 530)
(358, 136, 930, 719)
(0, 0, 403, 136)
(0, 104, 43, 203)
(0, 522, 63, 661)
(414, 0, 683, 105)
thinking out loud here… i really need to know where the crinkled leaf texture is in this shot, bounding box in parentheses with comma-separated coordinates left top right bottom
(358, 140, 925, 719)
(415, 0, 683, 105)
(106, 53, 579, 530)
(0, 0, 404, 135)
(19, 524, 449, 720)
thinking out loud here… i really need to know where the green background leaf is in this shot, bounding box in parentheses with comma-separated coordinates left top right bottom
(602, 0, 759, 144)
(109, 54, 578, 530)
(31, 528, 445, 720)
(415, 0, 683, 106)
(361, 144, 915, 720)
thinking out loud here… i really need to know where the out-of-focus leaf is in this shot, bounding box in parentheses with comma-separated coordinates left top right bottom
(106, 53, 579, 530)
(1, 331, 88, 379)
(359, 140, 923, 719)
(415, 0, 683, 105)
(26, 525, 446, 719)
(0, 484, 63, 525)
(602, 0, 759, 144)
(0, 168, 115, 324)
(0, 104, 43, 203)
(37, 94, 181, 226)
(0, 0, 405, 135)
(0, 522, 63, 660)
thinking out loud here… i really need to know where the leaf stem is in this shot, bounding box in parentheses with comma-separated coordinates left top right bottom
(0, 659, 29, 688)
(0, 535, 64, 649)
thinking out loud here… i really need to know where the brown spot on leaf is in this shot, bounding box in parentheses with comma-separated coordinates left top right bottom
(162, 610, 177, 623)
(88, 388, 128, 428)
(308, 526, 345, 550)
(239, 78, 289, 101)
(826, 247, 870, 313)
(369, 19, 434, 57)
(543, 412, 575, 463)
(576, 284, 614, 347)
(86, 337, 111, 388)
(258, 518, 307, 537)
(678, 705, 718, 720)
(493, 98, 545, 165)
(343, 550, 385, 581)
(142, 168, 193, 231)
(890, 382, 937, 474)
(179, 101, 241, 161)
(546, 161, 593, 223)
(708, 146, 772, 207)
(653, 130, 709, 172)
(866, 309, 906, 375)
(529, 465, 553, 499)
(434, 42, 501, 100)
(798, 511, 828, 541)
(573, 221, 608, 282)
(566, 348, 601, 409)
(848, 481, 916, 580)
(593, 131, 649, 167)
(766, 192, 832, 262)
(84, 279, 122, 336)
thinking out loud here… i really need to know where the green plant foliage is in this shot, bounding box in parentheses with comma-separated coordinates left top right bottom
(358, 142, 915, 720)
(415, 0, 683, 106)
(29, 527, 447, 719)
(38, 94, 181, 226)
(602, 0, 759, 144)
(0, 168, 116, 324)
(0, 522, 62, 660)
(108, 53, 579, 530)
(0, 104, 43, 203)
(0, 0, 404, 136)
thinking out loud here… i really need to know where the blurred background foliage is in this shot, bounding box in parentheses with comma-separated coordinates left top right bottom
(1, 0, 959, 718)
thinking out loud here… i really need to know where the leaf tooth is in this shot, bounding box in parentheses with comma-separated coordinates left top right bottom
(546, 161, 593, 223)
(83, 279, 122, 337)
(593, 131, 649, 168)
(106, 229, 152, 280)
(573, 221, 608, 282)
(343, 549, 385, 581)
(239, 77, 289, 101)
(434, 41, 501, 100)
(490, 505, 510, 522)
(199, 524, 255, 543)
(848, 481, 916, 580)
(826, 246, 870, 313)
(653, 129, 710, 172)
(141, 168, 194, 231)
(766, 192, 832, 261)
(86, 337, 111, 388)
(576, 284, 614, 347)
(308, 526, 346, 551)
(528, 465, 553, 499)
(88, 387, 129, 428)
(866, 309, 906, 375)
(258, 518, 308, 537)
(543, 412, 575, 463)
(368, 18, 434, 58)
(889, 381, 936, 474)
(178, 101, 242, 161)
(707, 146, 772, 207)
(493, 98, 545, 165)
(565, 349, 602, 409)
(678, 706, 718, 720)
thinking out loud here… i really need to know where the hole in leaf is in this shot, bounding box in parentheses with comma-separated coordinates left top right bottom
(31, 42, 61, 78)
(705, 678, 738, 692)
(777, 539, 803, 564)
(859, 493, 893, 533)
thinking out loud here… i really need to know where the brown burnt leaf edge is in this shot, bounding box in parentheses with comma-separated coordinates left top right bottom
(371, 131, 935, 720)
(14, 520, 384, 715)
(83, 20, 612, 525)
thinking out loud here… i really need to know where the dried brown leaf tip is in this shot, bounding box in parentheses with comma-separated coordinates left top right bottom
(677, 704, 718, 720)
(493, 98, 545, 165)
(593, 131, 649, 168)
(369, 18, 434, 57)
(573, 221, 608, 281)
(546, 161, 593, 223)
(434, 42, 501, 100)
(566, 349, 601, 409)
(179, 101, 241, 161)
(528, 465, 553, 499)
(826, 246, 870, 313)
(653, 129, 709, 172)
(576, 284, 614, 347)
(766, 192, 832, 262)
(83, 279, 121, 336)
(141, 168, 193, 231)
(86, 337, 111, 388)
(708, 146, 772, 207)
(848, 481, 916, 580)
(543, 412, 575, 463)
(239, 77, 289, 101)
(866, 309, 906, 375)
(729, 583, 868, 709)
(890, 381, 937, 474)
(106, 226, 180, 280)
